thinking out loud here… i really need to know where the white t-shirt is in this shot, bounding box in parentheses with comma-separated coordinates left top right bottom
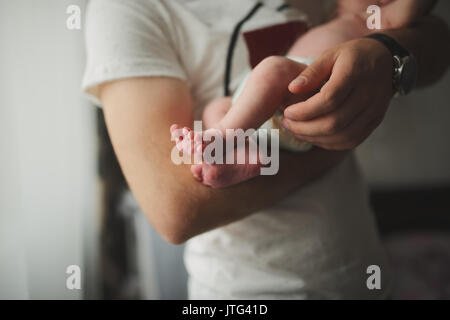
(82, 0, 391, 299)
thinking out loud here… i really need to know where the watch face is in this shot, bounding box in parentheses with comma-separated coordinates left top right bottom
(399, 56, 418, 95)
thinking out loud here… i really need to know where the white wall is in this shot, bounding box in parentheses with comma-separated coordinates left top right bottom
(0, 0, 98, 299)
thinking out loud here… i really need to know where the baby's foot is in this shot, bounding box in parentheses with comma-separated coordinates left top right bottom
(170, 124, 204, 155)
(190, 143, 262, 188)
(170, 124, 224, 156)
(171, 124, 262, 188)
(191, 162, 262, 188)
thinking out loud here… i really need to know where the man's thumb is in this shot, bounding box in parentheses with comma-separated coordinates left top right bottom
(288, 54, 334, 94)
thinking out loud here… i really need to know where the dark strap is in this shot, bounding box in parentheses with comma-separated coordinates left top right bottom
(365, 33, 410, 58)
(223, 2, 263, 96)
(223, 1, 291, 96)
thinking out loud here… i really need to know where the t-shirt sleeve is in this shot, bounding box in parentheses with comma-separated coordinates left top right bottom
(81, 0, 187, 106)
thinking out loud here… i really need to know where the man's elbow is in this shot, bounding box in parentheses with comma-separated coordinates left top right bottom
(141, 196, 201, 245)
(159, 223, 191, 245)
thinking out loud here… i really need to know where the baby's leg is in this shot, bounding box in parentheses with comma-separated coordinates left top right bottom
(217, 56, 308, 133)
(172, 57, 307, 155)
(202, 97, 232, 129)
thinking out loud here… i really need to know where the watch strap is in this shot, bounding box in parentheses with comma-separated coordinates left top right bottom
(365, 33, 410, 58)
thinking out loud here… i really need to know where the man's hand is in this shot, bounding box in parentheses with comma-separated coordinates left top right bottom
(283, 38, 393, 150)
(282, 13, 450, 151)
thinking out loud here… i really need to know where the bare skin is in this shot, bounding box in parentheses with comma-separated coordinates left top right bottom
(100, 3, 449, 244)
(100, 77, 347, 244)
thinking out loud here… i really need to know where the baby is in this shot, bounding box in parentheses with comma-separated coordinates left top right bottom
(171, 0, 435, 188)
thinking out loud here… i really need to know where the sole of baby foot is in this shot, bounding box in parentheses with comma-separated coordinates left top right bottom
(190, 161, 262, 188)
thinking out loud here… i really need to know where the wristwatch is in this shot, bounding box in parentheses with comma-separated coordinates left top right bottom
(365, 33, 418, 96)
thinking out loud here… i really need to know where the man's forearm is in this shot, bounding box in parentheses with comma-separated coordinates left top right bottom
(101, 77, 346, 244)
(172, 148, 347, 243)
(381, 15, 450, 87)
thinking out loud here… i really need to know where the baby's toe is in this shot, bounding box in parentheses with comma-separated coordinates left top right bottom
(191, 164, 203, 181)
(170, 124, 179, 133)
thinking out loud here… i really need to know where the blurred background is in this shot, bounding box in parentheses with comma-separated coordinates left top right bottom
(0, 0, 449, 300)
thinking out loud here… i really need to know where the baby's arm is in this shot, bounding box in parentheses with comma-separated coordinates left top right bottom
(336, 0, 437, 30)
(288, 12, 369, 58)
(376, 0, 437, 29)
(336, 0, 436, 23)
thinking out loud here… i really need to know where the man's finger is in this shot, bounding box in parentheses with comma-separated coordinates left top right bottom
(284, 88, 367, 137)
(314, 116, 383, 150)
(284, 56, 356, 121)
(288, 52, 335, 95)
(284, 80, 354, 122)
(291, 105, 384, 150)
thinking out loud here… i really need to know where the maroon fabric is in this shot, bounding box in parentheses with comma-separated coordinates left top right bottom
(243, 21, 308, 68)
